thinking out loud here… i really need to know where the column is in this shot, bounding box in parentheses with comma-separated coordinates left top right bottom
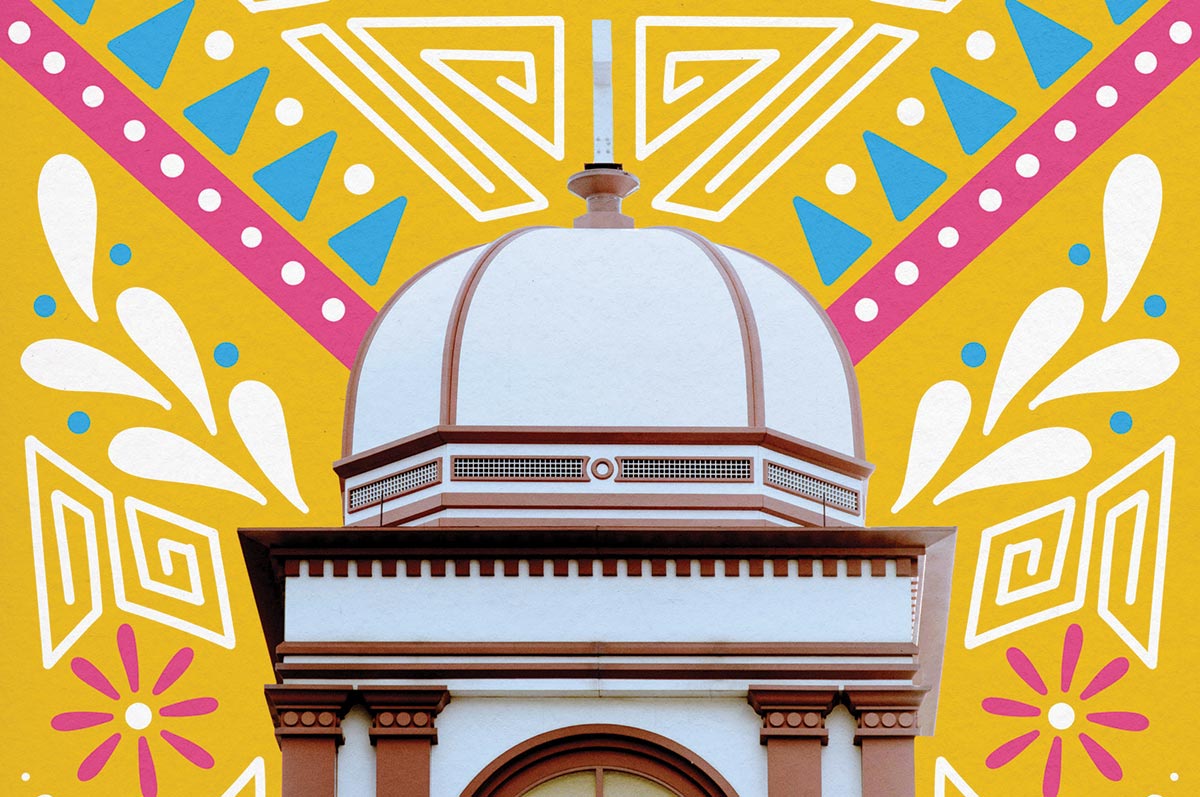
(748, 687, 837, 797)
(265, 685, 354, 797)
(844, 687, 927, 797)
(359, 686, 451, 797)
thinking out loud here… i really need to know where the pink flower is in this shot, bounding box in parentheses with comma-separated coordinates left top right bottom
(51, 624, 217, 797)
(982, 623, 1148, 796)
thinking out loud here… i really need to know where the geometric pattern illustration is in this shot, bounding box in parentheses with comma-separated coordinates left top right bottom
(1087, 436, 1173, 669)
(109, 498, 236, 649)
(25, 436, 116, 669)
(218, 756, 266, 797)
(934, 755, 981, 797)
(965, 497, 1088, 648)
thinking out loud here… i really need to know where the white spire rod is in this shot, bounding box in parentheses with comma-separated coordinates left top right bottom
(591, 20, 614, 162)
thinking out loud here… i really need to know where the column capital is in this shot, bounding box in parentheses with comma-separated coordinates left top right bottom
(844, 686, 927, 740)
(264, 685, 354, 741)
(747, 686, 838, 743)
(358, 686, 451, 743)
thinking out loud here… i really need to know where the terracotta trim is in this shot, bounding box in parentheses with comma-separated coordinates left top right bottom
(274, 662, 918, 680)
(845, 686, 927, 740)
(860, 737, 915, 797)
(613, 456, 754, 483)
(264, 685, 354, 740)
(656, 227, 766, 427)
(765, 738, 823, 797)
(376, 738, 433, 797)
(346, 458, 441, 513)
(590, 458, 614, 479)
(450, 454, 591, 482)
(333, 426, 874, 480)
(278, 736, 338, 797)
(914, 533, 955, 735)
(359, 686, 450, 742)
(763, 459, 862, 517)
(277, 641, 918, 657)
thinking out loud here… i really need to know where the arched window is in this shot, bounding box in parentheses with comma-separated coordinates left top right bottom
(462, 725, 739, 797)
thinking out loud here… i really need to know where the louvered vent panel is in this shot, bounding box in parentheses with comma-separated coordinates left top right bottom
(452, 457, 587, 481)
(618, 458, 752, 481)
(348, 461, 440, 511)
(765, 462, 859, 513)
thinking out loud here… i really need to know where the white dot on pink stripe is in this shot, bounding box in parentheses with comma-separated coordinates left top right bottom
(1054, 120, 1077, 141)
(894, 261, 919, 286)
(42, 51, 64, 74)
(123, 120, 145, 141)
(854, 298, 878, 322)
(281, 261, 305, 285)
(1170, 21, 1192, 44)
(322, 298, 346, 322)
(81, 85, 103, 107)
(8, 21, 31, 44)
(241, 227, 262, 248)
(1096, 85, 1118, 107)
(1135, 51, 1157, 73)
(1016, 154, 1040, 177)
(979, 188, 1002, 212)
(198, 188, 221, 212)
(938, 227, 960, 248)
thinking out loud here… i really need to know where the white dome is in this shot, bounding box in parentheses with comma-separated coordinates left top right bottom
(344, 226, 864, 460)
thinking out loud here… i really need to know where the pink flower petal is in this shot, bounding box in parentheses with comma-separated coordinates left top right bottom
(118, 624, 140, 693)
(52, 711, 114, 731)
(1079, 657, 1129, 700)
(1006, 647, 1049, 695)
(77, 733, 121, 780)
(137, 735, 157, 797)
(151, 648, 194, 696)
(159, 696, 218, 717)
(160, 729, 215, 769)
(1086, 711, 1149, 731)
(1079, 732, 1123, 781)
(1042, 735, 1063, 797)
(982, 697, 1042, 717)
(986, 729, 1041, 769)
(70, 657, 120, 700)
(1060, 623, 1083, 693)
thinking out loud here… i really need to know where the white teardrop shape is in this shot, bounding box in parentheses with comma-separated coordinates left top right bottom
(933, 427, 1091, 505)
(38, 155, 98, 321)
(229, 381, 308, 513)
(1029, 339, 1179, 409)
(1102, 155, 1161, 322)
(116, 288, 217, 434)
(108, 427, 265, 504)
(21, 339, 170, 407)
(892, 381, 971, 513)
(983, 287, 1084, 434)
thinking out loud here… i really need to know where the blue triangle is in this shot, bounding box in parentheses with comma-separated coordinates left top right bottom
(1006, 0, 1093, 88)
(330, 196, 408, 286)
(253, 132, 337, 221)
(862, 132, 947, 221)
(1105, 0, 1148, 24)
(107, 0, 193, 89)
(792, 197, 871, 286)
(931, 68, 1016, 155)
(184, 68, 269, 155)
(53, 0, 95, 25)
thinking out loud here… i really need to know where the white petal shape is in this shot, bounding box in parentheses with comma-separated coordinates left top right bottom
(892, 381, 971, 513)
(109, 428, 265, 504)
(983, 287, 1084, 434)
(38, 155, 98, 321)
(229, 381, 308, 513)
(934, 428, 1091, 505)
(21, 339, 170, 407)
(1029, 339, 1179, 409)
(116, 288, 217, 435)
(1102, 155, 1161, 322)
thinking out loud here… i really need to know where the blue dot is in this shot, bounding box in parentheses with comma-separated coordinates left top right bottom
(1144, 295, 1166, 317)
(213, 342, 239, 367)
(1110, 411, 1133, 434)
(1068, 243, 1091, 265)
(961, 342, 987, 368)
(34, 295, 56, 317)
(109, 243, 132, 265)
(67, 411, 91, 434)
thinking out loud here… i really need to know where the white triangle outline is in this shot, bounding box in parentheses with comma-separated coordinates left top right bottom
(424, 49, 538, 104)
(663, 49, 778, 104)
(219, 756, 265, 797)
(934, 756, 982, 797)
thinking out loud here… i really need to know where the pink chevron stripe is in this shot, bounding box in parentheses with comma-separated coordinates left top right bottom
(827, 0, 1200, 362)
(0, 0, 374, 367)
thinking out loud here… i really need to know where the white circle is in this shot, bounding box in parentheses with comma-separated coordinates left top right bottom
(1016, 153, 1040, 177)
(854, 298, 878, 322)
(8, 21, 31, 44)
(123, 119, 146, 142)
(160, 153, 184, 177)
(275, 98, 303, 126)
(1096, 85, 1118, 108)
(21, 773, 30, 782)
(1047, 702, 1075, 731)
(81, 85, 104, 107)
(281, 260, 306, 285)
(42, 51, 64, 74)
(894, 261, 919, 286)
(241, 226, 262, 248)
(966, 30, 996, 60)
(343, 164, 375, 195)
(1170, 21, 1192, 44)
(825, 163, 857, 195)
(979, 188, 1002, 212)
(938, 226, 960, 248)
(322, 297, 346, 322)
(124, 702, 152, 731)
(896, 97, 925, 126)
(198, 188, 221, 212)
(204, 30, 234, 61)
(1171, 773, 1180, 781)
(1054, 119, 1077, 141)
(1135, 51, 1157, 74)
